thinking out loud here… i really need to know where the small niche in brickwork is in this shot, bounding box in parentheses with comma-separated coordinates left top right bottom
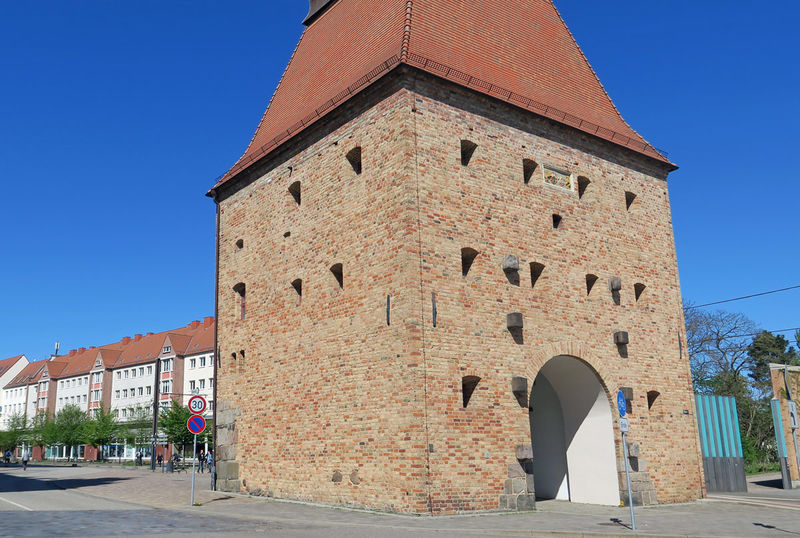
(530, 262, 544, 288)
(288, 181, 301, 205)
(577, 176, 591, 199)
(462, 376, 481, 408)
(233, 283, 246, 320)
(647, 390, 660, 410)
(461, 247, 479, 276)
(522, 159, 538, 184)
(552, 214, 562, 229)
(460, 139, 478, 166)
(235, 239, 244, 249)
(291, 279, 303, 302)
(346, 146, 362, 174)
(634, 283, 646, 302)
(625, 191, 637, 211)
(330, 263, 343, 289)
(585, 274, 598, 296)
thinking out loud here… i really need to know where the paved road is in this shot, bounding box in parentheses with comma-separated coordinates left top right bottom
(2, 464, 800, 536)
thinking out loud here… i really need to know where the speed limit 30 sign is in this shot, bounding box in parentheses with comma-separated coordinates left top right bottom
(188, 395, 207, 415)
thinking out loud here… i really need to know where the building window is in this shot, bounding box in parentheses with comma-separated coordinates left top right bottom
(116, 372, 121, 379)
(123, 389, 128, 398)
(139, 367, 144, 376)
(138, 387, 144, 396)
(163, 346, 172, 354)
(233, 283, 246, 320)
(460, 139, 477, 166)
(163, 359, 172, 373)
(92, 390, 100, 401)
(122, 409, 127, 418)
(147, 365, 153, 375)
(288, 181, 302, 205)
(131, 369, 137, 378)
(116, 390, 120, 399)
(190, 381, 196, 391)
(190, 358, 196, 369)
(200, 356, 206, 367)
(146, 386, 152, 395)
(83, 394, 87, 403)
(209, 378, 213, 388)
(208, 401, 214, 412)
(161, 380, 171, 395)
(125, 371, 129, 379)
(346, 146, 362, 174)
(199, 379, 205, 389)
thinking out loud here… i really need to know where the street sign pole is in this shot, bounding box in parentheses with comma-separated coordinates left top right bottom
(617, 390, 636, 531)
(190, 433, 197, 506)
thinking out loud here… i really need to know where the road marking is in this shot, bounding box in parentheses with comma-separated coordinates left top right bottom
(0, 495, 34, 511)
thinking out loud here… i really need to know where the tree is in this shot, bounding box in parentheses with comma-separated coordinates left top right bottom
(121, 407, 153, 454)
(83, 405, 119, 461)
(28, 411, 56, 458)
(0, 413, 27, 452)
(54, 405, 89, 460)
(684, 304, 757, 396)
(159, 403, 194, 456)
(747, 331, 800, 395)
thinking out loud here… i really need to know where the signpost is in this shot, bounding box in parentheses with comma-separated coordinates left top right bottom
(618, 390, 636, 531)
(187, 396, 207, 506)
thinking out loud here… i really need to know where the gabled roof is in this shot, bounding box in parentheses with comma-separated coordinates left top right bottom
(213, 0, 670, 191)
(4, 361, 45, 389)
(0, 355, 27, 378)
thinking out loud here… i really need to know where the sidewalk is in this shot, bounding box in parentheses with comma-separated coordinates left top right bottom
(37, 465, 800, 537)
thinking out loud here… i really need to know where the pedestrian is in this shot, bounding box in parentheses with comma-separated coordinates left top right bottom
(157, 454, 163, 467)
(4, 449, 10, 465)
(21, 449, 30, 471)
(198, 450, 205, 473)
(207, 450, 215, 491)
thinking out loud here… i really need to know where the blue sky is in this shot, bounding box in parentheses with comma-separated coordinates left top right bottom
(1, 1, 798, 360)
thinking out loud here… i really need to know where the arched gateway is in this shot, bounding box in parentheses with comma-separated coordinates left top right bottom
(530, 355, 619, 505)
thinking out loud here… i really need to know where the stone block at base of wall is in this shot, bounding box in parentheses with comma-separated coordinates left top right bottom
(499, 494, 536, 511)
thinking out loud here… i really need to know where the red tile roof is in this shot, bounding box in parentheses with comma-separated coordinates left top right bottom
(0, 355, 26, 377)
(5, 360, 44, 389)
(213, 0, 670, 190)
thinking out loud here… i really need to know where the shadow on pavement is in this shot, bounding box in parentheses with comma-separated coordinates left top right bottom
(751, 477, 785, 489)
(0, 471, 131, 493)
(754, 522, 800, 535)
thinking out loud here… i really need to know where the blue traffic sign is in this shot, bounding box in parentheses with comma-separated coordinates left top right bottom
(617, 390, 627, 417)
(187, 415, 206, 435)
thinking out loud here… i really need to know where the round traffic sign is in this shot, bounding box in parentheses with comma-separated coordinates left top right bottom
(188, 395, 207, 415)
(617, 390, 627, 417)
(187, 415, 206, 435)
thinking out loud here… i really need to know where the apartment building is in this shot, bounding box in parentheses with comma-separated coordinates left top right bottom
(0, 355, 33, 428)
(0, 317, 215, 460)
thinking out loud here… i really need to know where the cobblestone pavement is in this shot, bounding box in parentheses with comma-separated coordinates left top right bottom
(2, 464, 800, 536)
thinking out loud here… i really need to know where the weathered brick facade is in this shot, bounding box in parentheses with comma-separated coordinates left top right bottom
(212, 67, 704, 512)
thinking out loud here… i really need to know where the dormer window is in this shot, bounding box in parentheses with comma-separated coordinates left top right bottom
(163, 346, 172, 354)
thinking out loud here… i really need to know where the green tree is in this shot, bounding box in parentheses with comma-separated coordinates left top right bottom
(747, 331, 800, 395)
(28, 411, 56, 457)
(121, 407, 153, 454)
(159, 403, 194, 456)
(0, 413, 27, 452)
(54, 405, 89, 460)
(83, 405, 119, 460)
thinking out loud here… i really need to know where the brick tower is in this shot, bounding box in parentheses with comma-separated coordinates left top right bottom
(209, 0, 703, 514)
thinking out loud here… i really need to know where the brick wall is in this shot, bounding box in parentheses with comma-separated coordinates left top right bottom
(214, 69, 704, 513)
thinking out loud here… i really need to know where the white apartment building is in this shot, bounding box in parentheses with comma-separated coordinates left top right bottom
(111, 362, 155, 419)
(182, 351, 214, 417)
(0, 355, 31, 428)
(55, 374, 91, 413)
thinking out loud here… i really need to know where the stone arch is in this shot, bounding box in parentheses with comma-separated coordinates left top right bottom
(523, 342, 620, 506)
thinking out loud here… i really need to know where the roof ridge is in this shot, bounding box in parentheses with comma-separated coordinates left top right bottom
(401, 0, 413, 61)
(547, 0, 666, 162)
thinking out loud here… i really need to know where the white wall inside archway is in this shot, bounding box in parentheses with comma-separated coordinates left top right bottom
(530, 355, 619, 505)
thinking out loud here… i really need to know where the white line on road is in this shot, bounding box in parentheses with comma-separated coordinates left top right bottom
(0, 495, 34, 511)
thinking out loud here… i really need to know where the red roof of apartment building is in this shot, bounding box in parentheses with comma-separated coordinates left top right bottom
(5, 361, 45, 389)
(0, 355, 26, 377)
(214, 0, 669, 189)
